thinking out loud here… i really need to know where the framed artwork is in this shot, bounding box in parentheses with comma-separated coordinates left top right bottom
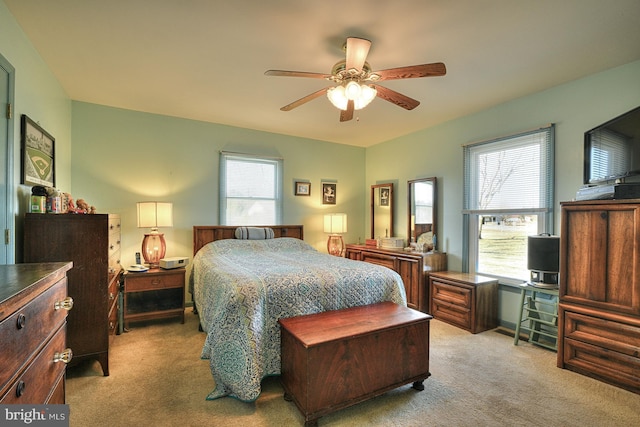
(380, 187, 390, 206)
(295, 181, 311, 196)
(322, 183, 336, 205)
(21, 115, 55, 187)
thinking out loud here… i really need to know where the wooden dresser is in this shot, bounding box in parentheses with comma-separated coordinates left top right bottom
(0, 262, 73, 403)
(24, 213, 122, 376)
(429, 271, 498, 333)
(345, 244, 447, 313)
(558, 200, 640, 394)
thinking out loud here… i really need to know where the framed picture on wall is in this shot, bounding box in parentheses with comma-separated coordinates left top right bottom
(322, 182, 336, 205)
(295, 181, 311, 196)
(21, 114, 56, 187)
(380, 187, 390, 206)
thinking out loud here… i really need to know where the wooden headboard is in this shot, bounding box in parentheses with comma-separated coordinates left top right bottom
(193, 225, 304, 255)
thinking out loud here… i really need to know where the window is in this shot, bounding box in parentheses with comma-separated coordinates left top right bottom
(463, 125, 555, 283)
(219, 152, 283, 225)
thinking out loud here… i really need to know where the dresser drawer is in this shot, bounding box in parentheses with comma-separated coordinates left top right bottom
(561, 309, 640, 391)
(125, 271, 184, 292)
(431, 279, 472, 308)
(361, 252, 398, 271)
(0, 278, 69, 391)
(0, 325, 68, 403)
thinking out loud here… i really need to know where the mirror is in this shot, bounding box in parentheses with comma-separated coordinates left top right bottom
(371, 183, 393, 239)
(407, 177, 437, 251)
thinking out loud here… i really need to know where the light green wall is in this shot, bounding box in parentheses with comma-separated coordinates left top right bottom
(366, 59, 640, 327)
(368, 59, 640, 271)
(1, 2, 71, 260)
(71, 102, 366, 268)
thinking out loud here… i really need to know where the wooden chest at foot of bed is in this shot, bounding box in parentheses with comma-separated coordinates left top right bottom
(279, 302, 432, 427)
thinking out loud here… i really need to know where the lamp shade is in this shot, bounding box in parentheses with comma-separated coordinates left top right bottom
(137, 202, 173, 229)
(324, 213, 347, 234)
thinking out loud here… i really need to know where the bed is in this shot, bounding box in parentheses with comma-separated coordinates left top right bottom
(190, 225, 407, 402)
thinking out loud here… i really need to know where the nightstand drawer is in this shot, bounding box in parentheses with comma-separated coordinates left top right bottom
(431, 298, 471, 330)
(125, 271, 183, 292)
(431, 280, 472, 308)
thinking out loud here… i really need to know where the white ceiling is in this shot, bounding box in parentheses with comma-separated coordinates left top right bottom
(5, 0, 640, 147)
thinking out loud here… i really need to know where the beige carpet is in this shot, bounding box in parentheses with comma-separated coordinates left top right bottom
(66, 311, 640, 427)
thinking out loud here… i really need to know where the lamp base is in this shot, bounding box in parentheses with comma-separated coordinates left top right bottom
(142, 232, 166, 268)
(327, 235, 344, 257)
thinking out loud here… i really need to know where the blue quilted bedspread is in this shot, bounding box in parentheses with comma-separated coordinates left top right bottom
(191, 238, 407, 401)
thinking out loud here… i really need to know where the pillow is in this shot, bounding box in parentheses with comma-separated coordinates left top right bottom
(234, 227, 275, 240)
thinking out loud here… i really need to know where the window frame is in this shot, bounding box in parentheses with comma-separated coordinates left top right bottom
(462, 125, 555, 285)
(219, 152, 283, 226)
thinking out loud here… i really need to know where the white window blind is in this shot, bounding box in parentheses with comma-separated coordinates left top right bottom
(463, 125, 555, 281)
(219, 152, 283, 225)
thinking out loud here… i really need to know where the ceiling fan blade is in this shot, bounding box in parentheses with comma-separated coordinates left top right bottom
(372, 62, 446, 81)
(345, 37, 371, 72)
(265, 70, 331, 79)
(373, 85, 420, 110)
(340, 100, 355, 122)
(280, 87, 329, 111)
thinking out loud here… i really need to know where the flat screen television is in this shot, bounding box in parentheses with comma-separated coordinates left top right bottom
(584, 105, 640, 185)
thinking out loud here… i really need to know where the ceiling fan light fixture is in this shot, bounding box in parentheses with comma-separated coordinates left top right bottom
(327, 82, 377, 111)
(327, 85, 348, 110)
(356, 84, 377, 110)
(344, 81, 361, 100)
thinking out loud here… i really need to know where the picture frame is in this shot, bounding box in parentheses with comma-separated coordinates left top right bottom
(21, 115, 55, 187)
(322, 183, 336, 205)
(295, 181, 311, 196)
(380, 187, 390, 206)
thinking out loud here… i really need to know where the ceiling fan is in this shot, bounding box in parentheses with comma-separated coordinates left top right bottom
(265, 37, 446, 122)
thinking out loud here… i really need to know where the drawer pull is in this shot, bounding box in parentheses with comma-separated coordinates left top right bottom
(53, 348, 73, 364)
(16, 381, 26, 397)
(16, 313, 26, 329)
(109, 292, 115, 300)
(54, 296, 74, 311)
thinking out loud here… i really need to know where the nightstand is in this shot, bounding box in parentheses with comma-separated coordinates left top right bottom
(429, 271, 498, 334)
(122, 268, 185, 329)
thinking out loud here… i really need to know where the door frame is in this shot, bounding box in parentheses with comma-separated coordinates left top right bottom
(0, 53, 16, 264)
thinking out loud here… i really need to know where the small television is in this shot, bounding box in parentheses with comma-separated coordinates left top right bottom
(584, 105, 640, 185)
(527, 234, 559, 286)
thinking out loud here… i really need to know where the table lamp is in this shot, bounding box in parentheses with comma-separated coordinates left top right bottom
(324, 213, 347, 256)
(137, 202, 173, 267)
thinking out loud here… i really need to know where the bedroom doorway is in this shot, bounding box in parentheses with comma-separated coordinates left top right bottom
(0, 53, 15, 264)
